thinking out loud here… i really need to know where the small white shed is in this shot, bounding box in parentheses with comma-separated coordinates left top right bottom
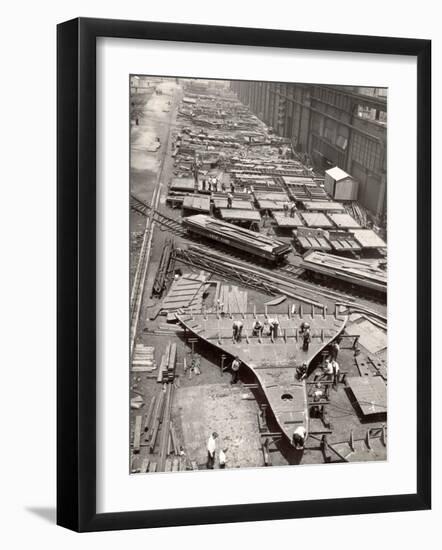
(324, 166, 359, 201)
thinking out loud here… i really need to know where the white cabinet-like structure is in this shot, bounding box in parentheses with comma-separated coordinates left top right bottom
(324, 166, 359, 201)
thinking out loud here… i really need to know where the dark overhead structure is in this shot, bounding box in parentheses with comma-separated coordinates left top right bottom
(230, 82, 387, 221)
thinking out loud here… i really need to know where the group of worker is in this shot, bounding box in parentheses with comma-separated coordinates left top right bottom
(201, 175, 219, 192)
(283, 200, 297, 217)
(206, 432, 228, 469)
(232, 318, 281, 342)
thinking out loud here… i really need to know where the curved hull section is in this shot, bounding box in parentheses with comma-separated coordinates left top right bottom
(177, 311, 347, 446)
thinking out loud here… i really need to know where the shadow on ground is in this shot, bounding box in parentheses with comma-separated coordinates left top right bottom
(26, 507, 56, 524)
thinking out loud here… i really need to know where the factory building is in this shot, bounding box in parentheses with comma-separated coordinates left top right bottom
(230, 82, 387, 222)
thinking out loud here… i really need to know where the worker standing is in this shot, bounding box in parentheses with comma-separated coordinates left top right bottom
(283, 200, 289, 217)
(227, 192, 233, 209)
(206, 432, 218, 469)
(302, 327, 311, 351)
(310, 383, 324, 418)
(232, 319, 243, 342)
(231, 356, 241, 384)
(293, 425, 307, 450)
(290, 202, 297, 218)
(331, 359, 340, 388)
(193, 160, 199, 184)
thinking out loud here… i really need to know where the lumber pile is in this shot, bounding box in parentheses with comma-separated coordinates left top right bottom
(151, 239, 174, 297)
(131, 345, 156, 372)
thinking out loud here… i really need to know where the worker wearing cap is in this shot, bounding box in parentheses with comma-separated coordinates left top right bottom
(293, 425, 307, 450)
(231, 356, 241, 384)
(290, 202, 297, 218)
(232, 319, 243, 342)
(227, 192, 233, 209)
(300, 321, 310, 332)
(283, 200, 290, 217)
(207, 432, 218, 469)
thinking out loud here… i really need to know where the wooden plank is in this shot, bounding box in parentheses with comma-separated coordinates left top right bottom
(131, 366, 157, 372)
(133, 415, 142, 453)
(148, 392, 165, 452)
(140, 458, 150, 473)
(158, 384, 174, 471)
(143, 396, 157, 434)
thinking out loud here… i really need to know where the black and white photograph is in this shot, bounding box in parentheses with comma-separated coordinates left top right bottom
(129, 76, 388, 473)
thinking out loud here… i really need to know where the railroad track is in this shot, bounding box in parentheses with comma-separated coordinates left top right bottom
(130, 195, 386, 308)
(130, 195, 186, 237)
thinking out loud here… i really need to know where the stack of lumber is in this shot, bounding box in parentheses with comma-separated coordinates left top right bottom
(183, 214, 289, 257)
(152, 239, 174, 297)
(157, 342, 178, 383)
(131, 345, 156, 372)
(215, 284, 248, 314)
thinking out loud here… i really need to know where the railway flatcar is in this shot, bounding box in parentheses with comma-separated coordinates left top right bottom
(300, 250, 387, 294)
(182, 214, 291, 263)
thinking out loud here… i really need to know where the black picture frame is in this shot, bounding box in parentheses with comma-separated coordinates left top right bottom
(57, 17, 431, 532)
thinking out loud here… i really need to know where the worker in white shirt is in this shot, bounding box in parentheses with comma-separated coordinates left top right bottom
(310, 383, 324, 418)
(206, 432, 218, 469)
(331, 359, 340, 387)
(219, 448, 228, 469)
(293, 426, 307, 450)
(322, 359, 334, 380)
